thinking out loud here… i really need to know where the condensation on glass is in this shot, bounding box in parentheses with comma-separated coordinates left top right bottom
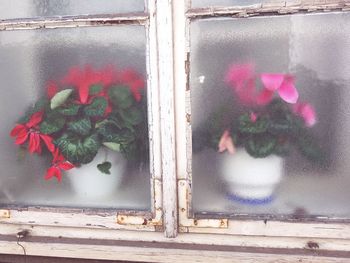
(0, 25, 151, 210)
(0, 0, 145, 20)
(190, 13, 350, 217)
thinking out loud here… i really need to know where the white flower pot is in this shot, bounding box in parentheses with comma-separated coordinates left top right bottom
(66, 148, 126, 200)
(221, 148, 284, 203)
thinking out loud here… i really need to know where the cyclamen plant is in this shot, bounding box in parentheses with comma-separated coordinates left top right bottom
(10, 65, 147, 181)
(194, 63, 323, 161)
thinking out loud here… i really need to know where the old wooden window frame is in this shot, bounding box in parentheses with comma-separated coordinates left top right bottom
(2, 0, 350, 262)
(0, 0, 169, 236)
(174, 0, 350, 250)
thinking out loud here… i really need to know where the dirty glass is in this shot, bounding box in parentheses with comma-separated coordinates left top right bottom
(0, 0, 145, 20)
(0, 25, 151, 210)
(190, 13, 350, 218)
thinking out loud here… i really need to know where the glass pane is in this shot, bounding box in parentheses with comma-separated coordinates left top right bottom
(0, 0, 145, 20)
(0, 25, 150, 210)
(191, 13, 350, 217)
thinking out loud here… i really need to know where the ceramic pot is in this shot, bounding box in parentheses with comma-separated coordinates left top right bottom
(221, 148, 284, 203)
(67, 148, 126, 200)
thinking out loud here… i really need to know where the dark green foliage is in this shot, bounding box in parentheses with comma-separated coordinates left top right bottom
(108, 85, 133, 109)
(19, 97, 49, 123)
(296, 130, 325, 163)
(245, 134, 277, 158)
(58, 104, 80, 116)
(97, 161, 112, 174)
(54, 133, 100, 164)
(40, 118, 65, 134)
(67, 118, 91, 136)
(14, 67, 149, 178)
(40, 110, 65, 134)
(89, 84, 103, 95)
(83, 97, 108, 117)
(239, 113, 268, 134)
(193, 98, 324, 163)
(120, 106, 143, 126)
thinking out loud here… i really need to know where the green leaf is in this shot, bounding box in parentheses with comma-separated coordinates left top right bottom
(103, 142, 121, 152)
(58, 104, 80, 116)
(97, 123, 118, 141)
(119, 107, 143, 126)
(50, 89, 73, 109)
(108, 86, 133, 109)
(54, 133, 100, 164)
(40, 117, 66, 134)
(83, 97, 108, 117)
(89, 84, 103, 95)
(268, 118, 292, 135)
(297, 131, 325, 163)
(245, 135, 277, 158)
(19, 97, 49, 123)
(81, 134, 100, 163)
(97, 161, 112, 174)
(239, 113, 268, 134)
(67, 118, 92, 136)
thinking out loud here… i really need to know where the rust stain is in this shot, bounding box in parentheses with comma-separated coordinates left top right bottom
(0, 210, 10, 219)
(220, 220, 226, 227)
(116, 214, 162, 226)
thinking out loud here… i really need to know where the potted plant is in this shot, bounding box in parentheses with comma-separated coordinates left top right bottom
(193, 63, 324, 204)
(10, 65, 148, 199)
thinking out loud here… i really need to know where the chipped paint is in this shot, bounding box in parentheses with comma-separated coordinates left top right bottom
(186, 1, 347, 19)
(0, 13, 148, 31)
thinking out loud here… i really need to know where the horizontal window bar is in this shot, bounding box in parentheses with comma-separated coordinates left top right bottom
(187, 2, 349, 19)
(0, 13, 148, 31)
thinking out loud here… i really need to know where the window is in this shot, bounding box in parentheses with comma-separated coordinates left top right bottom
(0, 0, 163, 232)
(1, 0, 350, 261)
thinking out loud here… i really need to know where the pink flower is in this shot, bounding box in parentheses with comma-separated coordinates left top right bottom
(218, 130, 235, 154)
(250, 112, 257, 122)
(225, 63, 300, 106)
(293, 102, 317, 127)
(260, 74, 299, 104)
(225, 63, 255, 90)
(225, 64, 260, 105)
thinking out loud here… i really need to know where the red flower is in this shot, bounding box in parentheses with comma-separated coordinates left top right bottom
(10, 112, 55, 154)
(47, 82, 59, 99)
(62, 65, 103, 104)
(45, 149, 74, 182)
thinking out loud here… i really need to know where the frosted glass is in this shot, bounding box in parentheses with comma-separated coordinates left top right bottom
(191, 13, 350, 217)
(0, 0, 144, 20)
(0, 25, 151, 210)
